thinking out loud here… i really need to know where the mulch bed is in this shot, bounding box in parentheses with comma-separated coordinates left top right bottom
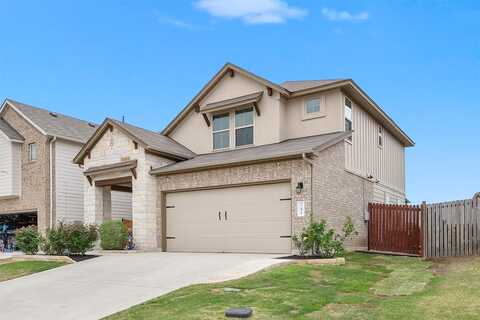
(68, 255, 100, 262)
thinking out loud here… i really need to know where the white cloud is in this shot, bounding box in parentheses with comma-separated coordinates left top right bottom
(321, 8, 369, 22)
(154, 10, 194, 29)
(195, 0, 307, 24)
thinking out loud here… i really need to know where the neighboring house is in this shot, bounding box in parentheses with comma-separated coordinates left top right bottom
(0, 99, 131, 233)
(73, 63, 414, 253)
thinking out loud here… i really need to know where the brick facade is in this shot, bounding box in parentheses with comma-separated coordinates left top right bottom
(156, 141, 373, 251)
(0, 106, 51, 233)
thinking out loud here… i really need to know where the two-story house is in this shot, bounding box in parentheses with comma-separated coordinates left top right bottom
(73, 63, 414, 253)
(0, 99, 131, 234)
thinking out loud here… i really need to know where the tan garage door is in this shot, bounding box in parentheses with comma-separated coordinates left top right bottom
(166, 182, 292, 253)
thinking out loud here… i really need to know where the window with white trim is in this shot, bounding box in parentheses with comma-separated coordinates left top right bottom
(344, 97, 353, 141)
(235, 108, 254, 147)
(212, 113, 230, 150)
(378, 125, 384, 148)
(305, 98, 321, 114)
(28, 143, 37, 161)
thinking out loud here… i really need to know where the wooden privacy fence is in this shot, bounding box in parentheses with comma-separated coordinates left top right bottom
(368, 193, 480, 257)
(424, 197, 480, 258)
(368, 203, 422, 256)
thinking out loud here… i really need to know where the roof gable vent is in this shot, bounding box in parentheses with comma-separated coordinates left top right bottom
(88, 122, 96, 128)
(49, 112, 58, 118)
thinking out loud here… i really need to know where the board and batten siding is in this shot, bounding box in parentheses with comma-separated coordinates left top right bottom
(344, 95, 406, 203)
(0, 134, 21, 198)
(55, 139, 132, 224)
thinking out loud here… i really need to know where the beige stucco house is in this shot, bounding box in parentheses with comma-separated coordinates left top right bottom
(0, 99, 131, 234)
(73, 63, 414, 253)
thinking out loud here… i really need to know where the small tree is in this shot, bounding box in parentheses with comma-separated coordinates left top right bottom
(15, 226, 41, 255)
(99, 220, 128, 250)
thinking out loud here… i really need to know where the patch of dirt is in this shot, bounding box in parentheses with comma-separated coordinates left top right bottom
(428, 256, 480, 275)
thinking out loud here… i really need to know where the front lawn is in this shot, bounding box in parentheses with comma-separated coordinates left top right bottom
(0, 260, 67, 282)
(105, 253, 480, 319)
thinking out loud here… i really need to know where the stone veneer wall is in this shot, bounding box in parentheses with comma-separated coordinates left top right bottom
(83, 126, 173, 249)
(0, 106, 51, 233)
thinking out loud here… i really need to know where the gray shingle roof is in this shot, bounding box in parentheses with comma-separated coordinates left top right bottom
(0, 117, 24, 141)
(5, 99, 97, 143)
(281, 80, 346, 92)
(151, 131, 351, 175)
(109, 118, 196, 159)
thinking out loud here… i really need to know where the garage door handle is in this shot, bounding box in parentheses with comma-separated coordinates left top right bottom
(218, 211, 221, 221)
(224, 211, 228, 220)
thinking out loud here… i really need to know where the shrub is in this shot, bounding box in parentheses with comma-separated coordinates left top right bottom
(99, 220, 128, 250)
(64, 224, 98, 255)
(42, 222, 68, 255)
(42, 222, 98, 256)
(292, 216, 357, 258)
(15, 226, 41, 255)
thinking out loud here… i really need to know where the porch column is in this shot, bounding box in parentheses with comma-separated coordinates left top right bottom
(84, 180, 112, 225)
(102, 186, 112, 221)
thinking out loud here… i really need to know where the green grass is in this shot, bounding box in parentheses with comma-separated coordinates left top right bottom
(0, 260, 67, 282)
(105, 253, 480, 319)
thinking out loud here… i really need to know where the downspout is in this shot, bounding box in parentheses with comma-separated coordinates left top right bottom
(49, 136, 57, 230)
(302, 153, 315, 221)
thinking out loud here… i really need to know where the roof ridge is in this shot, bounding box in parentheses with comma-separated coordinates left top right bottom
(6, 98, 97, 126)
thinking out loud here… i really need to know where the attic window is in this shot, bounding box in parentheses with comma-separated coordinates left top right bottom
(49, 112, 58, 118)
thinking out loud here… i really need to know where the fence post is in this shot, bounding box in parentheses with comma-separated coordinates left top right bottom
(421, 201, 427, 257)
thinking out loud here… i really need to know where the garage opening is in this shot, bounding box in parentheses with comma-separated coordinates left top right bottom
(0, 212, 37, 252)
(165, 182, 292, 254)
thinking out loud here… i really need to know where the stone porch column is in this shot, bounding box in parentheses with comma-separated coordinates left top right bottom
(84, 181, 112, 225)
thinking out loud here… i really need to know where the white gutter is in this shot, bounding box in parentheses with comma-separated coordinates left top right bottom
(49, 136, 57, 229)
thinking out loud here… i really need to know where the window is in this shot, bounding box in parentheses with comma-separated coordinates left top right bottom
(378, 126, 384, 147)
(344, 97, 353, 140)
(235, 108, 254, 147)
(305, 98, 321, 114)
(213, 113, 230, 150)
(28, 143, 37, 161)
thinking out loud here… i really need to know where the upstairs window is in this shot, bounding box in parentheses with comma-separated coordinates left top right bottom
(344, 97, 353, 140)
(305, 98, 321, 114)
(378, 125, 384, 148)
(235, 108, 254, 147)
(28, 143, 37, 161)
(212, 113, 230, 150)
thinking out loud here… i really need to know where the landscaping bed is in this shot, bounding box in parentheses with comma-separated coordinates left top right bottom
(104, 252, 480, 320)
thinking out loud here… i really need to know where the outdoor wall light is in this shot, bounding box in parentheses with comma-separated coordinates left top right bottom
(296, 182, 304, 194)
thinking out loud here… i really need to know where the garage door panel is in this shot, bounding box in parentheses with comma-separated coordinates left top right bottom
(166, 182, 292, 253)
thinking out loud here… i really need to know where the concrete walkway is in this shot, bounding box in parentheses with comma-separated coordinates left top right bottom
(0, 252, 283, 320)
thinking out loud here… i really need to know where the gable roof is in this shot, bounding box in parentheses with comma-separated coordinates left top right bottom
(161, 63, 414, 147)
(0, 117, 24, 142)
(161, 63, 290, 136)
(151, 131, 351, 175)
(73, 118, 195, 165)
(1, 99, 97, 143)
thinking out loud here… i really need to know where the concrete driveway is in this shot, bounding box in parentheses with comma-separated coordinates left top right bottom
(0, 252, 284, 320)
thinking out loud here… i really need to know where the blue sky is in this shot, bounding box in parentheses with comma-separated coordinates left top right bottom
(0, 0, 478, 203)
